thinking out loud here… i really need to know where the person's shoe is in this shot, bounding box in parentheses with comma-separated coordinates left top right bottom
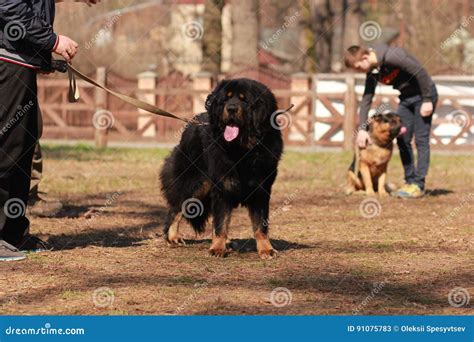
(16, 234, 52, 253)
(393, 183, 425, 198)
(28, 194, 63, 217)
(0, 240, 26, 261)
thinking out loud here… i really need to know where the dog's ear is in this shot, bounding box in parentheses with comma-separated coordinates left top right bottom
(387, 113, 401, 123)
(368, 114, 382, 132)
(372, 113, 384, 122)
(205, 80, 230, 112)
(251, 86, 278, 135)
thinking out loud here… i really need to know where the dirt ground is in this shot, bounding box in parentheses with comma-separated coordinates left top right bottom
(0, 144, 473, 315)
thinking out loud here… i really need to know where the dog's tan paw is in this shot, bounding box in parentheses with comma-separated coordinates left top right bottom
(166, 235, 186, 247)
(208, 247, 227, 258)
(209, 236, 227, 257)
(258, 248, 278, 260)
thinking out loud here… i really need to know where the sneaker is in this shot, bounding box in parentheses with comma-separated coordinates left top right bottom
(0, 240, 26, 261)
(16, 234, 51, 253)
(393, 183, 425, 198)
(28, 194, 63, 218)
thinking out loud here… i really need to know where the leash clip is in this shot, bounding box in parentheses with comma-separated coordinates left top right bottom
(51, 59, 68, 73)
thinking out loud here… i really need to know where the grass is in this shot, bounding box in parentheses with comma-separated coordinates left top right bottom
(0, 143, 472, 315)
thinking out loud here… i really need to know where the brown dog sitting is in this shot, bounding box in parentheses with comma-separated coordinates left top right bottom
(346, 113, 403, 197)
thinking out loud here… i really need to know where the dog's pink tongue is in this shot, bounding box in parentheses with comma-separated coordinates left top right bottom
(399, 126, 407, 136)
(224, 125, 239, 142)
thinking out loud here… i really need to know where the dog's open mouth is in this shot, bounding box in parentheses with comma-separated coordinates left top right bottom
(224, 125, 240, 142)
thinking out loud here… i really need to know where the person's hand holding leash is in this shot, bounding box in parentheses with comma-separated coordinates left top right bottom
(420, 102, 433, 117)
(356, 130, 372, 148)
(53, 35, 78, 63)
(51, 1, 100, 63)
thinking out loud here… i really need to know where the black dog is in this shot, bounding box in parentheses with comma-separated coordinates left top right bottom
(160, 78, 283, 259)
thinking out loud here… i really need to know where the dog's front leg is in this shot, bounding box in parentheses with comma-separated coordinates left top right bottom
(378, 170, 388, 197)
(209, 192, 231, 257)
(249, 196, 277, 260)
(360, 163, 375, 196)
(163, 210, 186, 246)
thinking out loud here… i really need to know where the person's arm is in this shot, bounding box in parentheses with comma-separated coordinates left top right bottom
(359, 73, 377, 130)
(0, 0, 57, 51)
(355, 74, 377, 148)
(53, 0, 99, 62)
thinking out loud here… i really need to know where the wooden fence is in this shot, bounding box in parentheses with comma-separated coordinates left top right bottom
(38, 69, 474, 150)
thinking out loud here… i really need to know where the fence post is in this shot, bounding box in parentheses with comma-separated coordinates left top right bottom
(343, 74, 356, 151)
(137, 71, 158, 137)
(310, 75, 318, 147)
(193, 72, 212, 114)
(290, 73, 311, 145)
(94, 67, 108, 148)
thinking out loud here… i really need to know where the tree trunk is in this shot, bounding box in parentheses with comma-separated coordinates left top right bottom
(342, 0, 363, 50)
(231, 0, 259, 71)
(302, 0, 317, 72)
(331, 0, 345, 72)
(312, 0, 333, 72)
(202, 0, 225, 75)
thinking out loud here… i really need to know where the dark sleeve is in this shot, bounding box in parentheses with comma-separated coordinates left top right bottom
(385, 47, 433, 101)
(358, 73, 377, 131)
(0, 1, 57, 51)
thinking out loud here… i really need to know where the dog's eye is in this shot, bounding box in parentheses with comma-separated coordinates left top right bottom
(239, 94, 245, 100)
(226, 92, 233, 98)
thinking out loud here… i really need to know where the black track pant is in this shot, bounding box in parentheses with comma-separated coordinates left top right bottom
(0, 61, 39, 246)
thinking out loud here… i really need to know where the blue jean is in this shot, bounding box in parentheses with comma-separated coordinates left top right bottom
(396, 89, 438, 190)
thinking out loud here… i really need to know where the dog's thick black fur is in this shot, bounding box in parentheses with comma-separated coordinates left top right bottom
(160, 78, 283, 259)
